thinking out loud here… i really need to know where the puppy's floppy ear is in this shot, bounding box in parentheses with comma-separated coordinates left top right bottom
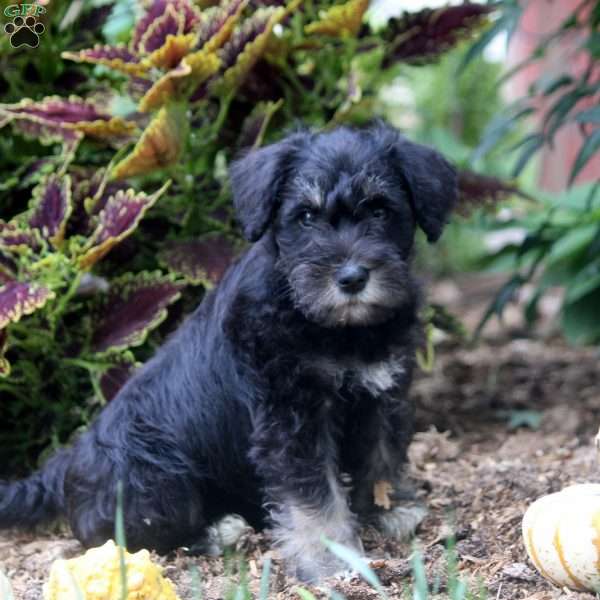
(230, 133, 305, 242)
(389, 134, 457, 243)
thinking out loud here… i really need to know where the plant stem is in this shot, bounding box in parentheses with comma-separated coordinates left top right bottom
(50, 271, 83, 333)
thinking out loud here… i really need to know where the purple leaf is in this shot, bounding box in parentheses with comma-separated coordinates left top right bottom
(8, 117, 83, 151)
(216, 8, 284, 93)
(2, 96, 109, 124)
(159, 235, 237, 284)
(196, 0, 248, 52)
(20, 157, 60, 188)
(139, 5, 184, 53)
(457, 169, 528, 216)
(91, 271, 184, 353)
(99, 357, 137, 401)
(28, 174, 72, 246)
(382, 4, 494, 67)
(62, 45, 147, 77)
(219, 9, 274, 70)
(78, 182, 171, 268)
(0, 254, 17, 284)
(0, 281, 54, 329)
(133, 0, 200, 53)
(0, 96, 136, 145)
(0, 328, 9, 377)
(0, 221, 42, 254)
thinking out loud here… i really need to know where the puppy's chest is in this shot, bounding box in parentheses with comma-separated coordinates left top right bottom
(319, 353, 408, 397)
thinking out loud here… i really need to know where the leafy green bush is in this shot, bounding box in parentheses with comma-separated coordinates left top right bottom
(0, 0, 500, 472)
(468, 1, 600, 342)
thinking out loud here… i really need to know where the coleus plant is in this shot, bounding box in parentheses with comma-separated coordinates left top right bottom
(0, 0, 512, 470)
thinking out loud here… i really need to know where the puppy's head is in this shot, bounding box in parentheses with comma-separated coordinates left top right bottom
(230, 124, 457, 327)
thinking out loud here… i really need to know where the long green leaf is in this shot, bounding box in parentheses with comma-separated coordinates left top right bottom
(562, 288, 600, 344)
(573, 106, 600, 124)
(459, 3, 522, 74)
(569, 128, 600, 184)
(566, 263, 600, 303)
(511, 133, 545, 176)
(472, 106, 534, 162)
(547, 223, 598, 264)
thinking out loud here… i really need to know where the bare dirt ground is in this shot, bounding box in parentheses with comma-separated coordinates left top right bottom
(1, 274, 599, 600)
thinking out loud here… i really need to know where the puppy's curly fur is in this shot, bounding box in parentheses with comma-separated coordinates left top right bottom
(0, 123, 456, 582)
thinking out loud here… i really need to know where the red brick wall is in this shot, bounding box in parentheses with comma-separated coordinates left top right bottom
(506, 0, 600, 191)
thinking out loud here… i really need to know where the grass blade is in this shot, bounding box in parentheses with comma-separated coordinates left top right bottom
(115, 480, 128, 600)
(190, 565, 203, 600)
(411, 546, 429, 600)
(321, 537, 387, 599)
(259, 557, 271, 600)
(0, 570, 14, 600)
(296, 588, 318, 600)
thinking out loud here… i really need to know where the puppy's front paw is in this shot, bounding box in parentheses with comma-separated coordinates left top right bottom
(377, 503, 427, 541)
(191, 514, 253, 556)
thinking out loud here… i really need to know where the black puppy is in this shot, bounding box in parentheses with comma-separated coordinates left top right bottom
(0, 123, 456, 582)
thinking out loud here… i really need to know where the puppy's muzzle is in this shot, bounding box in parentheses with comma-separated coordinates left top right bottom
(336, 263, 369, 294)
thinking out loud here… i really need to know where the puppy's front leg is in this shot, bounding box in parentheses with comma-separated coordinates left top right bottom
(250, 406, 362, 582)
(349, 395, 427, 541)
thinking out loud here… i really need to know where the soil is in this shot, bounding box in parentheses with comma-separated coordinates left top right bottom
(1, 274, 599, 600)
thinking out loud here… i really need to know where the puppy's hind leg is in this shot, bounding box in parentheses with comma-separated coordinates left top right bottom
(65, 457, 209, 554)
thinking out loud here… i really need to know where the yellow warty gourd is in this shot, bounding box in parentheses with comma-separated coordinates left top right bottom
(43, 540, 180, 600)
(522, 483, 600, 592)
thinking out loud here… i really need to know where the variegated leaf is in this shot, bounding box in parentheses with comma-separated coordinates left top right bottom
(0, 254, 17, 284)
(139, 61, 192, 112)
(0, 328, 9, 377)
(6, 116, 83, 151)
(197, 0, 248, 53)
(0, 96, 107, 124)
(78, 181, 171, 269)
(0, 221, 42, 254)
(0, 96, 137, 142)
(28, 174, 72, 247)
(159, 235, 237, 285)
(382, 4, 494, 67)
(216, 8, 285, 93)
(305, 0, 369, 37)
(61, 45, 148, 77)
(133, 0, 200, 54)
(111, 105, 188, 179)
(140, 51, 220, 111)
(0, 281, 55, 330)
(144, 32, 198, 69)
(91, 271, 184, 353)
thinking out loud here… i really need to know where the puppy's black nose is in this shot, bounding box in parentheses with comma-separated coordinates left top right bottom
(336, 264, 369, 294)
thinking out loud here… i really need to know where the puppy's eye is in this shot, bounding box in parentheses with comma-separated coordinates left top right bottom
(371, 206, 389, 220)
(298, 209, 317, 226)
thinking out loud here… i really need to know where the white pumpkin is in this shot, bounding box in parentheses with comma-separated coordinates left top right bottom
(522, 484, 600, 592)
